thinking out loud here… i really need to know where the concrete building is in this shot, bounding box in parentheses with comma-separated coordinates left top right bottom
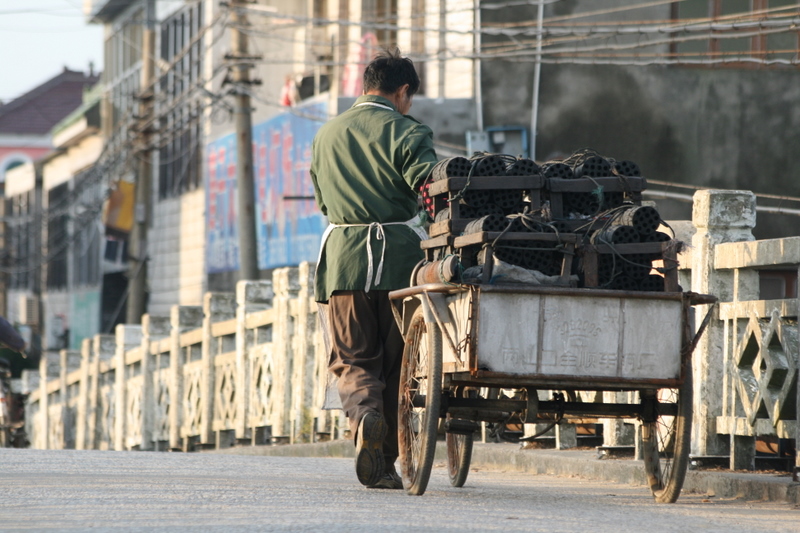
(477, 0, 800, 238)
(83, 0, 477, 319)
(3, 83, 119, 362)
(0, 68, 99, 192)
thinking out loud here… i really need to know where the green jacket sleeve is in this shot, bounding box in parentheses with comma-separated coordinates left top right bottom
(401, 123, 437, 190)
(309, 137, 328, 216)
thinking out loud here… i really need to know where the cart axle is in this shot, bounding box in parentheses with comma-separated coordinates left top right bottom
(442, 396, 677, 422)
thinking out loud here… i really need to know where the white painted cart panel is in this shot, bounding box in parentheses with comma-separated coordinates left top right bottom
(473, 292, 683, 381)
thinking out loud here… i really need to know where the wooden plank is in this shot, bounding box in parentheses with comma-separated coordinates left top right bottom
(663, 244, 681, 292)
(583, 248, 599, 287)
(546, 176, 647, 193)
(453, 231, 578, 248)
(427, 175, 543, 196)
(429, 219, 472, 237)
(420, 235, 453, 250)
(584, 242, 666, 255)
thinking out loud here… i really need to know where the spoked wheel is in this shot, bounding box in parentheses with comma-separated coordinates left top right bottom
(398, 307, 442, 496)
(641, 367, 693, 503)
(446, 389, 475, 487)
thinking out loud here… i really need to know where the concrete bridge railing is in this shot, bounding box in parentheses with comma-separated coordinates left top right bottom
(23, 190, 800, 474)
(24, 262, 345, 451)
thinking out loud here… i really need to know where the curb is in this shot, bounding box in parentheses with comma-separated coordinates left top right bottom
(214, 440, 799, 504)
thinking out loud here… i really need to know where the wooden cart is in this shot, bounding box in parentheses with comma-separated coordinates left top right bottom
(389, 282, 715, 501)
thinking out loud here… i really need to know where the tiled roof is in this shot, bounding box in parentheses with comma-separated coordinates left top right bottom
(0, 68, 100, 135)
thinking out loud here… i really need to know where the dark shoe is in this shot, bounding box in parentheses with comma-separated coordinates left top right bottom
(367, 470, 403, 490)
(355, 411, 386, 486)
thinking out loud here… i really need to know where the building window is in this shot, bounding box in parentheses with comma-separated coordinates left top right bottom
(7, 192, 35, 291)
(73, 172, 102, 287)
(313, 0, 328, 24)
(157, 1, 203, 198)
(363, 0, 398, 48)
(671, 0, 800, 66)
(47, 183, 69, 290)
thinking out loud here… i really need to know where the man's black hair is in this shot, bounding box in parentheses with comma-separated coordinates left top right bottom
(363, 48, 421, 96)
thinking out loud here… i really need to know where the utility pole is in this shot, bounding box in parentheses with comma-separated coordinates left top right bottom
(529, 0, 545, 160)
(229, 2, 259, 281)
(127, 0, 156, 324)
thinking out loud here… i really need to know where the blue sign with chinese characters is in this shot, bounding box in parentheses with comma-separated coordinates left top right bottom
(206, 103, 328, 273)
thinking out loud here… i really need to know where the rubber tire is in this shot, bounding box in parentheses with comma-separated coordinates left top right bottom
(398, 307, 442, 496)
(641, 366, 693, 503)
(446, 431, 473, 487)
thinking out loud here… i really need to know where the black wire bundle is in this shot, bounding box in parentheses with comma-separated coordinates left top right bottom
(640, 275, 665, 292)
(432, 157, 471, 181)
(473, 154, 509, 177)
(523, 246, 560, 276)
(461, 189, 493, 208)
(623, 253, 653, 279)
(610, 275, 639, 291)
(614, 160, 642, 177)
(591, 225, 639, 244)
(464, 213, 507, 234)
(505, 158, 539, 176)
(541, 162, 573, 179)
(612, 205, 660, 236)
(603, 192, 625, 210)
(574, 155, 613, 178)
(642, 231, 672, 242)
(493, 189, 524, 213)
(564, 192, 602, 216)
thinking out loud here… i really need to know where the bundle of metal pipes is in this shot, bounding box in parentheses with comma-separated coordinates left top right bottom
(587, 205, 671, 291)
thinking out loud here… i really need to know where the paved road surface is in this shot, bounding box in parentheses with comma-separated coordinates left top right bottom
(1, 449, 797, 532)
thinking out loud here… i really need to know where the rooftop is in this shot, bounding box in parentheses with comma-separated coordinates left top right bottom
(0, 68, 100, 136)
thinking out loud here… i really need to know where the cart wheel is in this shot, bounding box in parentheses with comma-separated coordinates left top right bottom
(641, 367, 692, 503)
(398, 307, 443, 496)
(446, 388, 475, 487)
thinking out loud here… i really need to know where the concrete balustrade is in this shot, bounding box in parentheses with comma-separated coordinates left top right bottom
(25, 265, 345, 452)
(22, 198, 800, 474)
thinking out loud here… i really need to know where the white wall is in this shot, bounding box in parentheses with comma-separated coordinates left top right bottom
(148, 188, 205, 316)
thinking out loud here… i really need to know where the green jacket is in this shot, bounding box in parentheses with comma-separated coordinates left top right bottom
(310, 95, 437, 302)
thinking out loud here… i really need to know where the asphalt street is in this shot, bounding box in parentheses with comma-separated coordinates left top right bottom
(1, 448, 798, 532)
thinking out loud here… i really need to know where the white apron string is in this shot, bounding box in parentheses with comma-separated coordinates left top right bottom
(315, 212, 428, 292)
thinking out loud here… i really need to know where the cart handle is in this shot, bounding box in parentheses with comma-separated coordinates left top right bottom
(421, 291, 463, 363)
(682, 300, 717, 359)
(389, 283, 465, 300)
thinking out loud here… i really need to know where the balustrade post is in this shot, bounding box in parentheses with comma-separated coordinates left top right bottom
(60, 350, 81, 449)
(21, 369, 40, 449)
(555, 421, 577, 449)
(235, 280, 274, 441)
(169, 305, 204, 450)
(141, 315, 170, 451)
(37, 352, 59, 449)
(273, 267, 300, 441)
(202, 292, 235, 447)
(87, 335, 116, 450)
(114, 325, 143, 451)
(290, 262, 317, 443)
(75, 339, 92, 450)
(691, 190, 756, 458)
